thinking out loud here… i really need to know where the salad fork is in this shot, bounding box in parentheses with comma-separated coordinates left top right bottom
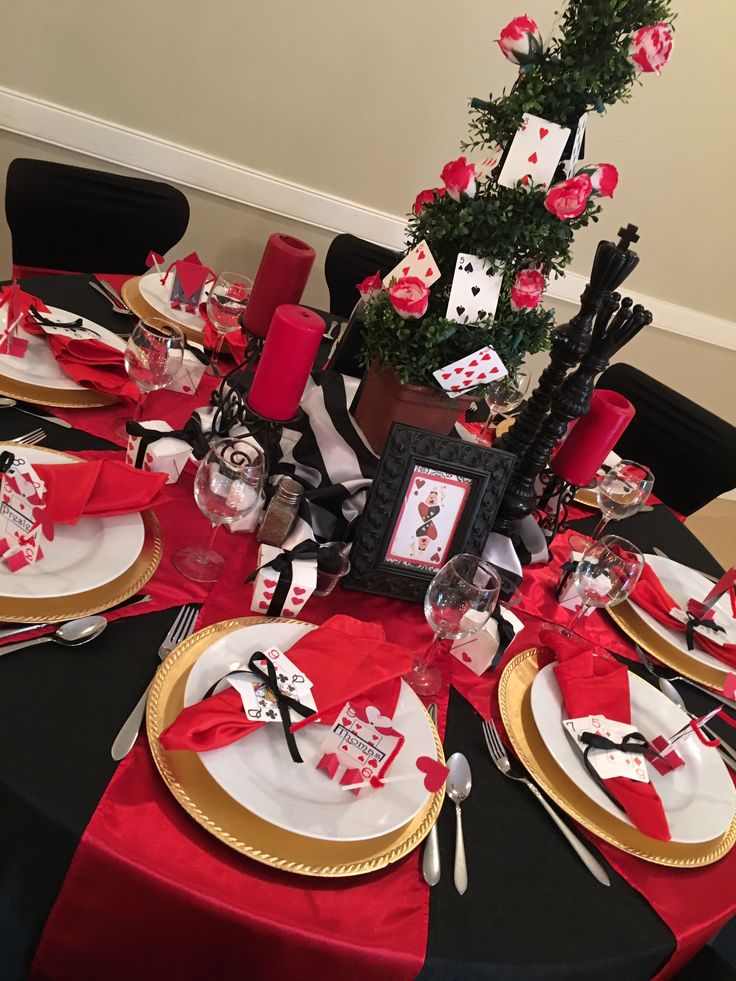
(481, 719, 610, 886)
(10, 428, 46, 445)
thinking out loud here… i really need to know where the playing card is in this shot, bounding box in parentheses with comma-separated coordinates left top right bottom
(473, 145, 504, 180)
(315, 700, 404, 794)
(444, 253, 504, 326)
(383, 239, 440, 288)
(564, 715, 650, 783)
(564, 113, 587, 178)
(433, 345, 507, 396)
(227, 665, 317, 723)
(497, 113, 571, 190)
(254, 646, 314, 690)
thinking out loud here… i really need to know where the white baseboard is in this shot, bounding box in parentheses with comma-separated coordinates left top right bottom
(1, 85, 734, 352)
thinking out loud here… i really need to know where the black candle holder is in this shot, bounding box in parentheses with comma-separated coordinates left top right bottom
(534, 470, 581, 543)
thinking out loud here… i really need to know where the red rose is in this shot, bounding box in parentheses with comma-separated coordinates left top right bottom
(413, 187, 447, 216)
(543, 174, 593, 221)
(496, 15, 543, 66)
(387, 276, 430, 320)
(440, 156, 476, 202)
(510, 269, 545, 312)
(576, 163, 619, 198)
(628, 23, 673, 74)
(356, 271, 384, 299)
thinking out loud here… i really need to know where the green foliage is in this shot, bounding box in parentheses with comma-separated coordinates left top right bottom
(360, 0, 674, 392)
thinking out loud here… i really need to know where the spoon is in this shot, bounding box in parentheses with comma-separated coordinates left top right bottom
(0, 616, 108, 657)
(0, 397, 72, 428)
(446, 752, 472, 895)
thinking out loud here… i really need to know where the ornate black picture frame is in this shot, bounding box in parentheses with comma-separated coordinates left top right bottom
(344, 423, 515, 603)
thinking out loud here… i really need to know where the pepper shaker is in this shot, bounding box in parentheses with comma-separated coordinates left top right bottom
(256, 476, 303, 546)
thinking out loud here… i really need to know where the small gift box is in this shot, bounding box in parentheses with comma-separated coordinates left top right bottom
(450, 607, 523, 675)
(249, 541, 317, 617)
(557, 533, 595, 616)
(315, 697, 404, 796)
(125, 420, 192, 485)
(0, 456, 46, 570)
(167, 349, 207, 396)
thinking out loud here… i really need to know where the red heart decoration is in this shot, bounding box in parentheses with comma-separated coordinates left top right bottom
(451, 386, 460, 391)
(462, 651, 472, 663)
(418, 250, 426, 260)
(340, 745, 348, 751)
(370, 734, 378, 741)
(425, 268, 433, 278)
(358, 755, 365, 762)
(528, 152, 538, 164)
(442, 372, 451, 379)
(539, 127, 549, 139)
(491, 367, 499, 373)
(416, 478, 425, 488)
(402, 266, 410, 276)
(183, 385, 191, 393)
(454, 367, 463, 374)
(263, 591, 273, 599)
(431, 552, 440, 562)
(469, 360, 478, 366)
(283, 609, 295, 617)
(464, 370, 474, 376)
(478, 372, 486, 379)
(145, 453, 153, 463)
(368, 758, 378, 768)
(416, 756, 450, 793)
(292, 597, 304, 605)
(341, 717, 351, 726)
(482, 353, 491, 360)
(259, 601, 269, 610)
(293, 587, 306, 595)
(355, 724, 361, 730)
(264, 579, 277, 587)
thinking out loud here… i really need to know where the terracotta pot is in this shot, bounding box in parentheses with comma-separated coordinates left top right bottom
(354, 362, 475, 454)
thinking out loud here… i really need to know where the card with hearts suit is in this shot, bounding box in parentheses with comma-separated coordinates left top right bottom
(383, 239, 440, 288)
(432, 345, 508, 395)
(497, 112, 571, 190)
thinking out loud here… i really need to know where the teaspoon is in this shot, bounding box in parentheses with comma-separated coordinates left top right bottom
(0, 615, 108, 657)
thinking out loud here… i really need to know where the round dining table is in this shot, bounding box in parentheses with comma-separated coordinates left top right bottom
(0, 274, 733, 981)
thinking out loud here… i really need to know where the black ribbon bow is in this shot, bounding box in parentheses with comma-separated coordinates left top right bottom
(247, 650, 316, 763)
(557, 559, 578, 599)
(245, 540, 321, 616)
(685, 611, 725, 651)
(126, 416, 212, 462)
(28, 305, 88, 332)
(578, 730, 659, 811)
(489, 606, 517, 670)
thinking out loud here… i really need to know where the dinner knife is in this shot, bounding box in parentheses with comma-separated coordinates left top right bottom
(421, 702, 441, 886)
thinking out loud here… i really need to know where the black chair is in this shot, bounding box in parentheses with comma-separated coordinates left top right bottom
(595, 363, 736, 515)
(324, 233, 399, 376)
(5, 158, 190, 276)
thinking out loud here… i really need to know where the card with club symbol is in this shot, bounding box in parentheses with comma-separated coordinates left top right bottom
(497, 112, 571, 190)
(445, 253, 504, 325)
(564, 113, 587, 178)
(432, 344, 508, 395)
(383, 239, 440, 287)
(227, 647, 316, 722)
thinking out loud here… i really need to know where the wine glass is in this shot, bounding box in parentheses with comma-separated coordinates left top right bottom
(117, 318, 185, 437)
(173, 438, 265, 583)
(475, 369, 531, 444)
(567, 534, 644, 630)
(407, 553, 501, 697)
(206, 272, 253, 377)
(593, 460, 654, 538)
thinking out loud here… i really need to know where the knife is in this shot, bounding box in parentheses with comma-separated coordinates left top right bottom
(651, 547, 719, 585)
(422, 702, 442, 886)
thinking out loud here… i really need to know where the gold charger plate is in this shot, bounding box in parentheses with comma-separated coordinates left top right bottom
(608, 601, 732, 693)
(147, 616, 445, 877)
(574, 487, 598, 509)
(0, 374, 115, 409)
(0, 443, 162, 622)
(122, 276, 205, 343)
(499, 648, 736, 867)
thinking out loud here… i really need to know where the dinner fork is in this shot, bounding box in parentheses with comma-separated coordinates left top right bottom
(10, 428, 46, 446)
(110, 603, 200, 761)
(481, 719, 611, 886)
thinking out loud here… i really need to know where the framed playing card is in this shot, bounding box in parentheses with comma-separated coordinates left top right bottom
(498, 113, 571, 190)
(445, 254, 504, 325)
(345, 424, 514, 603)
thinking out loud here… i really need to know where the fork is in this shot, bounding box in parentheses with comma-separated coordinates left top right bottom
(482, 719, 611, 886)
(89, 280, 131, 315)
(10, 428, 46, 445)
(110, 604, 200, 761)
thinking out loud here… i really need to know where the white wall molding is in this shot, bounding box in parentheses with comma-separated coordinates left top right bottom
(1, 85, 734, 352)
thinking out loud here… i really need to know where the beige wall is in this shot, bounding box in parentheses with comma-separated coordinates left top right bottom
(1, 0, 735, 423)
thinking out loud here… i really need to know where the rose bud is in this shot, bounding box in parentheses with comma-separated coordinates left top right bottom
(387, 276, 430, 320)
(510, 269, 545, 312)
(576, 163, 619, 198)
(628, 23, 674, 74)
(413, 187, 447, 216)
(543, 174, 593, 221)
(496, 15, 543, 67)
(440, 156, 477, 202)
(356, 271, 384, 300)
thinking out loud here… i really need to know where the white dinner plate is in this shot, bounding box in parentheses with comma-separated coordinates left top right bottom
(0, 445, 145, 598)
(531, 662, 735, 844)
(138, 270, 212, 333)
(185, 620, 437, 842)
(628, 554, 735, 673)
(0, 304, 125, 391)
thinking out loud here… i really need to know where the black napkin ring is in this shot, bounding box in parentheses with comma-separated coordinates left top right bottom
(685, 612, 725, 651)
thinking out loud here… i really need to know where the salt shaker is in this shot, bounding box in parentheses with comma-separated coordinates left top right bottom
(256, 476, 303, 546)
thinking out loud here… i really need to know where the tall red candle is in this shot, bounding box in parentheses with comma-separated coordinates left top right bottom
(243, 234, 316, 339)
(552, 389, 635, 487)
(248, 304, 324, 420)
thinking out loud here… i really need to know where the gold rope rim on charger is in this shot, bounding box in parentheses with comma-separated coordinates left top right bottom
(608, 601, 731, 693)
(147, 616, 445, 877)
(0, 443, 162, 622)
(498, 648, 736, 867)
(0, 374, 116, 408)
(122, 276, 205, 344)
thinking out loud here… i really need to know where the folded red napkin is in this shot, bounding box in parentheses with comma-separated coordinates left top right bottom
(160, 615, 414, 753)
(631, 563, 736, 669)
(0, 285, 138, 401)
(540, 625, 671, 841)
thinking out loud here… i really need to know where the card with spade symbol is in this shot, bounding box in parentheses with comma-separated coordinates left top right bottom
(445, 253, 504, 326)
(497, 112, 571, 190)
(432, 345, 508, 396)
(383, 239, 440, 288)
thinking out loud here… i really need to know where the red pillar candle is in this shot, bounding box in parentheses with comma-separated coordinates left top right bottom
(551, 389, 635, 487)
(243, 234, 316, 339)
(248, 304, 324, 420)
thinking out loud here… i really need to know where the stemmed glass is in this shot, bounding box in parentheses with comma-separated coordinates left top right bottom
(407, 553, 501, 697)
(567, 534, 644, 630)
(206, 272, 253, 377)
(173, 438, 265, 583)
(117, 318, 185, 437)
(475, 369, 531, 444)
(593, 460, 654, 538)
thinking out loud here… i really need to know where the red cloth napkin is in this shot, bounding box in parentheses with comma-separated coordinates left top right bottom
(0, 284, 139, 401)
(631, 563, 736, 669)
(160, 614, 413, 752)
(540, 625, 671, 841)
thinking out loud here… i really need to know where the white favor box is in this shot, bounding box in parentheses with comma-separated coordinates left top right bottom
(168, 349, 207, 395)
(450, 607, 524, 676)
(125, 419, 191, 485)
(249, 543, 317, 618)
